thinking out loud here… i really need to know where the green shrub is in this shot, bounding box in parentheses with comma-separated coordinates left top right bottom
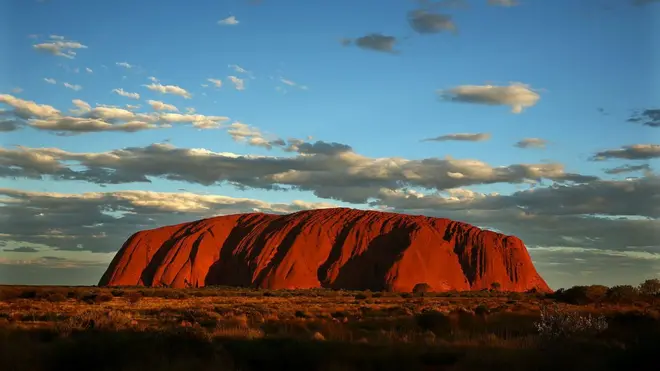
(412, 283, 431, 294)
(553, 285, 609, 305)
(126, 292, 143, 304)
(534, 305, 608, 339)
(45, 293, 67, 303)
(474, 304, 490, 317)
(415, 310, 452, 336)
(95, 293, 114, 303)
(606, 285, 639, 304)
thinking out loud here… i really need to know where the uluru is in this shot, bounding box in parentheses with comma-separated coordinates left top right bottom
(99, 208, 551, 292)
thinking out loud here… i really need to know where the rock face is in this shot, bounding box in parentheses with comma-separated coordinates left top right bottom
(99, 208, 551, 292)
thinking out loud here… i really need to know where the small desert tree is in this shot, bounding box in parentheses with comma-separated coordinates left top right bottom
(639, 278, 660, 296)
(490, 282, 501, 291)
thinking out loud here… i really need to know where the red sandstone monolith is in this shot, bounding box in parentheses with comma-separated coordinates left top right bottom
(99, 208, 551, 292)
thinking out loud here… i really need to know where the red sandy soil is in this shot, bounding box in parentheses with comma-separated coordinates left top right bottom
(99, 208, 551, 292)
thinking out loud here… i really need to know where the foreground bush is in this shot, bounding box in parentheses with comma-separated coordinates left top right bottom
(534, 305, 608, 339)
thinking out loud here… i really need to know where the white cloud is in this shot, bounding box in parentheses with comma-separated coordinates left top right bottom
(0, 95, 228, 134)
(229, 64, 250, 74)
(422, 133, 491, 142)
(157, 113, 229, 129)
(44, 78, 57, 84)
(228, 76, 245, 90)
(0, 94, 60, 119)
(85, 67, 93, 73)
(148, 76, 159, 83)
(438, 82, 540, 113)
(69, 99, 91, 115)
(279, 77, 308, 91)
(515, 138, 547, 149)
(63, 82, 82, 91)
(112, 88, 141, 100)
(33, 38, 87, 59)
(218, 16, 239, 25)
(116, 62, 133, 69)
(207, 78, 223, 88)
(29, 117, 159, 133)
(144, 83, 192, 99)
(147, 100, 179, 112)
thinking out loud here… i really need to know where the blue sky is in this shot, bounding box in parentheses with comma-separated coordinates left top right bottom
(1, 0, 659, 288)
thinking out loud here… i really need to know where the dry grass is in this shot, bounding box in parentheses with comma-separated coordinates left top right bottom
(0, 285, 659, 370)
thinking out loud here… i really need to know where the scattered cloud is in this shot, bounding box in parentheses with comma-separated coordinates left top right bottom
(218, 16, 239, 25)
(116, 62, 133, 69)
(228, 76, 245, 90)
(374, 175, 660, 256)
(0, 94, 60, 119)
(225, 122, 286, 149)
(0, 187, 336, 253)
(515, 138, 547, 149)
(44, 78, 57, 84)
(407, 10, 457, 34)
(148, 76, 159, 83)
(85, 67, 93, 73)
(488, 0, 519, 7)
(628, 109, 660, 128)
(144, 83, 192, 99)
(348, 33, 399, 54)
(147, 100, 179, 112)
(0, 119, 23, 132)
(69, 99, 91, 115)
(422, 133, 491, 142)
(228, 64, 252, 77)
(112, 88, 141, 100)
(0, 139, 597, 203)
(604, 164, 652, 175)
(63, 82, 82, 91)
(0, 95, 227, 134)
(592, 144, 660, 161)
(156, 113, 229, 129)
(33, 37, 87, 59)
(438, 82, 540, 113)
(11, 87, 23, 94)
(207, 78, 223, 88)
(279, 78, 308, 91)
